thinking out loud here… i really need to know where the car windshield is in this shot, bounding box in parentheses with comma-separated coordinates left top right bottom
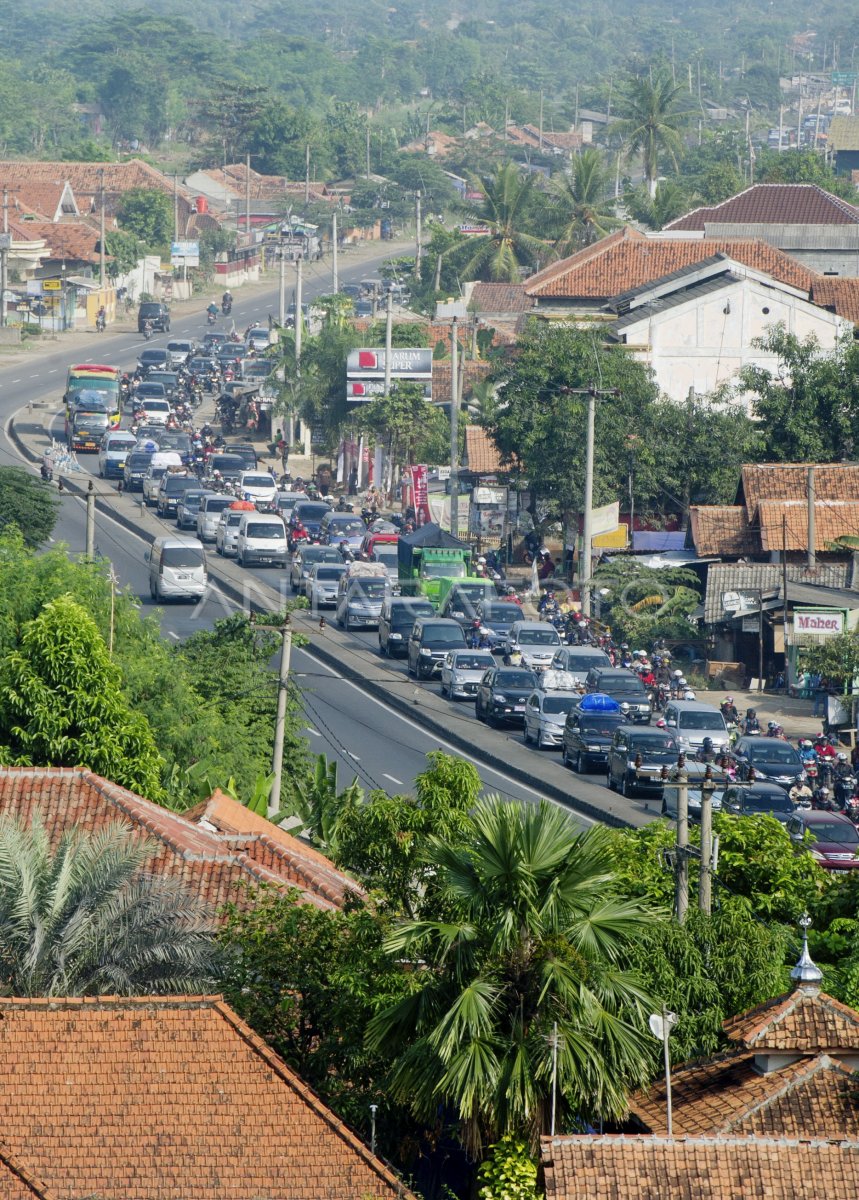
(165, 478, 193, 494)
(807, 820, 859, 844)
(630, 734, 679, 752)
(316, 567, 346, 581)
(226, 513, 243, 527)
(424, 626, 466, 645)
(742, 790, 793, 813)
(565, 653, 609, 671)
(242, 475, 274, 488)
(375, 548, 398, 566)
(148, 468, 167, 481)
(203, 497, 232, 513)
(518, 628, 561, 645)
(543, 696, 576, 715)
(127, 454, 151, 469)
(247, 523, 284, 539)
(455, 583, 494, 600)
(157, 433, 191, 451)
(482, 604, 520, 622)
(354, 580, 387, 596)
(453, 654, 495, 670)
(300, 548, 329, 564)
(211, 456, 244, 473)
(161, 547, 204, 569)
(748, 744, 800, 764)
(603, 676, 646, 694)
(394, 605, 433, 625)
(678, 712, 726, 730)
(296, 504, 330, 520)
(181, 493, 206, 508)
(496, 671, 537, 687)
(581, 718, 623, 735)
(330, 519, 365, 534)
(423, 561, 466, 579)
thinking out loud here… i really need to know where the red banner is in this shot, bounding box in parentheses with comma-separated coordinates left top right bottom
(409, 464, 432, 526)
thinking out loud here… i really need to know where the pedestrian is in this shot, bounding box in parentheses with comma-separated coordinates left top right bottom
(348, 465, 358, 494)
(813, 677, 828, 718)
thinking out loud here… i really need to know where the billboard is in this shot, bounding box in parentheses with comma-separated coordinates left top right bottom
(347, 379, 432, 400)
(794, 609, 845, 638)
(170, 240, 200, 267)
(346, 346, 433, 403)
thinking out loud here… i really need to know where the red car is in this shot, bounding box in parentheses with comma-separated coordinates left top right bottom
(786, 810, 859, 871)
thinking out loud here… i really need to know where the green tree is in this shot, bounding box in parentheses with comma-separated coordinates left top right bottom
(359, 381, 450, 476)
(116, 188, 174, 250)
(590, 558, 702, 646)
(477, 1136, 538, 1200)
(548, 148, 620, 252)
(367, 799, 657, 1153)
(612, 69, 691, 197)
(461, 163, 549, 282)
(103, 229, 141, 279)
(802, 632, 859, 694)
(0, 814, 218, 996)
(736, 327, 859, 462)
(624, 178, 696, 229)
(0, 596, 163, 798)
(0, 468, 57, 547)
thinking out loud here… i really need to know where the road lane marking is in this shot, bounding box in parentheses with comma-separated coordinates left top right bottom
(168, 632, 180, 641)
(383, 773, 403, 786)
(305, 726, 321, 737)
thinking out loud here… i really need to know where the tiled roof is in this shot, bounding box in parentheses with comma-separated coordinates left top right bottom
(524, 230, 815, 299)
(629, 1051, 859, 1137)
(828, 117, 859, 152)
(739, 463, 859, 521)
(464, 426, 505, 474)
(186, 789, 358, 906)
(2, 181, 73, 223)
(688, 506, 758, 557)
(432, 358, 493, 399)
(0, 159, 199, 218)
(469, 282, 533, 314)
(0, 995, 414, 1200)
(0, 1146, 56, 1200)
(541, 1134, 859, 1200)
(757, 500, 859, 552)
(811, 276, 859, 325)
(665, 183, 859, 230)
(0, 768, 355, 911)
(13, 220, 101, 263)
(703, 562, 851, 623)
(724, 987, 859, 1051)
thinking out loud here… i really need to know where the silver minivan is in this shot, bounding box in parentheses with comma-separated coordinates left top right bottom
(236, 513, 288, 568)
(147, 536, 207, 602)
(662, 700, 730, 753)
(196, 494, 236, 542)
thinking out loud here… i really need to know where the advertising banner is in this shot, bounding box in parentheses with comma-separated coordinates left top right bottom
(409, 464, 432, 526)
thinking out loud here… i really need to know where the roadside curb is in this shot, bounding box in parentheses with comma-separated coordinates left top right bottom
(9, 409, 634, 828)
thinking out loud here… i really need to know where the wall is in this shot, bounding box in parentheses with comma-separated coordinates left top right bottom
(704, 221, 859, 277)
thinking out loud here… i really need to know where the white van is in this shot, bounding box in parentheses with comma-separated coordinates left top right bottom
(236, 513, 288, 568)
(98, 430, 137, 480)
(147, 536, 207, 602)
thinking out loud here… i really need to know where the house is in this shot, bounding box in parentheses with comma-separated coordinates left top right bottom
(463, 426, 506, 477)
(541, 934, 859, 1199)
(602, 253, 852, 404)
(663, 183, 859, 276)
(400, 130, 461, 159)
(467, 282, 535, 323)
(0, 993, 414, 1200)
(828, 116, 859, 178)
(0, 177, 80, 223)
(11, 220, 104, 277)
(0, 767, 358, 912)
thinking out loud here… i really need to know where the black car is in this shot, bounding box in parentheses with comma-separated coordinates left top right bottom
(289, 501, 333, 549)
(438, 581, 498, 630)
(138, 301, 170, 333)
(225, 443, 258, 470)
(607, 726, 681, 797)
(729, 737, 803, 788)
(562, 705, 626, 772)
(206, 453, 245, 484)
(145, 370, 182, 401)
(123, 451, 154, 492)
(136, 348, 170, 374)
(475, 667, 538, 727)
(584, 667, 652, 723)
(407, 618, 467, 680)
(378, 597, 435, 657)
(156, 474, 198, 518)
(475, 600, 523, 644)
(721, 782, 796, 823)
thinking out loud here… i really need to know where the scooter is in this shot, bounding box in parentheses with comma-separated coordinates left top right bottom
(207, 310, 217, 326)
(141, 321, 154, 341)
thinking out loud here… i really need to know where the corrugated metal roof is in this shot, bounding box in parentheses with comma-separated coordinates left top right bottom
(704, 562, 851, 622)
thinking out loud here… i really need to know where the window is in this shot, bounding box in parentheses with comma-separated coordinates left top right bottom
(678, 712, 726, 730)
(517, 628, 560, 645)
(543, 696, 575, 715)
(162, 547, 204, 569)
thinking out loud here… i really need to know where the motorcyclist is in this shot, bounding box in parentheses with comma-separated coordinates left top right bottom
(96, 305, 106, 331)
(221, 290, 233, 311)
(766, 720, 785, 739)
(206, 301, 219, 323)
(721, 696, 739, 725)
(813, 784, 837, 811)
(504, 585, 523, 607)
(697, 736, 717, 763)
(789, 774, 813, 807)
(742, 708, 760, 735)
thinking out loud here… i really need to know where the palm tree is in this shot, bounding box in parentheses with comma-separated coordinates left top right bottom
(461, 162, 550, 281)
(549, 148, 621, 252)
(367, 798, 657, 1155)
(0, 814, 219, 997)
(611, 70, 691, 197)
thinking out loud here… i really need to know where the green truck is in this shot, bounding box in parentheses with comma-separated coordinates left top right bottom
(397, 523, 474, 609)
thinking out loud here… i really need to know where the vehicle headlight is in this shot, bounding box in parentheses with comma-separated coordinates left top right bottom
(389, 632, 402, 640)
(588, 744, 601, 751)
(419, 648, 432, 657)
(494, 693, 507, 702)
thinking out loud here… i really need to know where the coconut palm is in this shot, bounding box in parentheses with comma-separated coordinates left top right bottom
(367, 798, 657, 1155)
(461, 162, 550, 281)
(0, 814, 219, 997)
(549, 148, 621, 252)
(611, 69, 691, 197)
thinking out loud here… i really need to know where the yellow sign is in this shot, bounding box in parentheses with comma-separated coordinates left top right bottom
(593, 524, 629, 550)
(42, 279, 61, 291)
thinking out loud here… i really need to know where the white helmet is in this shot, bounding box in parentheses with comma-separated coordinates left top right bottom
(673, 669, 683, 678)
(678, 676, 687, 687)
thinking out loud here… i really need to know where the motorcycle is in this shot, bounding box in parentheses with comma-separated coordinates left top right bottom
(96, 312, 106, 333)
(835, 774, 857, 811)
(141, 321, 154, 341)
(221, 298, 232, 316)
(207, 309, 217, 326)
(844, 795, 859, 825)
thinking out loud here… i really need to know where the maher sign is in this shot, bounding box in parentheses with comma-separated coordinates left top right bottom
(346, 347, 432, 402)
(794, 609, 845, 638)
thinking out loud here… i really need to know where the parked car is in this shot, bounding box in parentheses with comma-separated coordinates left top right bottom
(137, 301, 170, 333)
(721, 782, 796, 823)
(607, 725, 681, 797)
(440, 649, 496, 700)
(407, 618, 467, 680)
(306, 562, 347, 608)
(585, 667, 652, 723)
(378, 597, 435, 657)
(289, 545, 342, 592)
(662, 700, 729, 752)
(475, 666, 538, 726)
(728, 737, 803, 787)
(561, 694, 625, 772)
(786, 810, 859, 872)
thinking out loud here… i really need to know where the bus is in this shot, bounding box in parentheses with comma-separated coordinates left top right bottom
(64, 363, 121, 433)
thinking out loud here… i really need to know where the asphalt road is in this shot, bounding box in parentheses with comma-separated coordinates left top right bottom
(0, 263, 596, 819)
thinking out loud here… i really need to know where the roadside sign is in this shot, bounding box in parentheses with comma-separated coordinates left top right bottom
(831, 71, 857, 85)
(42, 280, 61, 291)
(346, 348, 432, 378)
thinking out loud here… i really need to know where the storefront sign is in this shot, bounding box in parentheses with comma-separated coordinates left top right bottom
(794, 609, 845, 637)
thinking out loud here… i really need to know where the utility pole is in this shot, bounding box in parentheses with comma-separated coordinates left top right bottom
(332, 209, 339, 293)
(449, 317, 459, 537)
(539, 89, 544, 150)
(366, 112, 371, 180)
(0, 186, 8, 329)
(99, 168, 106, 287)
(245, 152, 252, 238)
(251, 615, 293, 818)
(86, 481, 96, 560)
(383, 289, 393, 397)
(305, 143, 310, 205)
(807, 466, 816, 570)
(699, 769, 714, 916)
(172, 173, 179, 241)
(674, 756, 689, 924)
(278, 249, 286, 325)
(580, 388, 596, 617)
(414, 191, 422, 279)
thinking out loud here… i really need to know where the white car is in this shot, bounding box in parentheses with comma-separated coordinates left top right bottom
(306, 562, 347, 607)
(97, 430, 137, 479)
(238, 470, 278, 505)
(245, 327, 270, 352)
(142, 465, 169, 506)
(215, 509, 244, 556)
(440, 649, 496, 700)
(137, 398, 171, 425)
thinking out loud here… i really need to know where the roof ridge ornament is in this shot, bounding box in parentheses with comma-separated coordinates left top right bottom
(791, 912, 823, 987)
